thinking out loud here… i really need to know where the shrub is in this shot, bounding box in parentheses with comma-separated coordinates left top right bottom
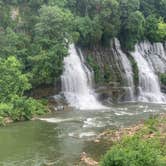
(0, 97, 46, 123)
(0, 103, 13, 117)
(100, 136, 165, 166)
(11, 96, 46, 121)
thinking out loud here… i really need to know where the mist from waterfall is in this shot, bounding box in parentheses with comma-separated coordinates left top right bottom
(61, 44, 106, 110)
(131, 42, 166, 103)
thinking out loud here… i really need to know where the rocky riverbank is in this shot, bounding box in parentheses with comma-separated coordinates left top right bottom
(78, 114, 166, 166)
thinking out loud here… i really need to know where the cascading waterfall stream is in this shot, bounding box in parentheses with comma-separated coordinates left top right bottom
(61, 44, 106, 110)
(138, 41, 166, 73)
(131, 43, 166, 103)
(113, 39, 135, 101)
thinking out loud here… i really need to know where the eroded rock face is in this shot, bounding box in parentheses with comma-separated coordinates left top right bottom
(96, 83, 127, 103)
(80, 39, 135, 103)
(81, 41, 123, 86)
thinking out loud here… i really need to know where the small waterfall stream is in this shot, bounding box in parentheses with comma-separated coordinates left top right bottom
(113, 39, 135, 101)
(61, 44, 105, 110)
(131, 43, 166, 103)
(138, 41, 166, 73)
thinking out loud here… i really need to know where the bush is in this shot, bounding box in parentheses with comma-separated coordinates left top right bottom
(0, 103, 13, 117)
(0, 97, 46, 123)
(11, 96, 46, 121)
(100, 136, 165, 166)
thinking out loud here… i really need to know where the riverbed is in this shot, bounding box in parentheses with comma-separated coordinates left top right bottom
(0, 103, 166, 166)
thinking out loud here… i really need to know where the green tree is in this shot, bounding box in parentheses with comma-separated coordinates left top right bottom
(75, 16, 102, 46)
(144, 15, 159, 42)
(99, 0, 120, 45)
(32, 5, 75, 86)
(0, 28, 30, 63)
(157, 19, 166, 41)
(28, 45, 67, 86)
(35, 5, 74, 48)
(0, 56, 45, 124)
(0, 56, 31, 102)
(140, 0, 166, 20)
(120, 11, 145, 50)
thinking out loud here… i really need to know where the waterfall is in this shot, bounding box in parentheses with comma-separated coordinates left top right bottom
(131, 42, 166, 103)
(137, 41, 166, 73)
(113, 39, 135, 101)
(61, 44, 106, 110)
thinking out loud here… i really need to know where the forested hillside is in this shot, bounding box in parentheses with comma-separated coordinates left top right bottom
(0, 0, 166, 124)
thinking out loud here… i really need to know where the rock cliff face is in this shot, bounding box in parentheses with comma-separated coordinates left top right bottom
(80, 39, 134, 102)
(80, 39, 166, 103)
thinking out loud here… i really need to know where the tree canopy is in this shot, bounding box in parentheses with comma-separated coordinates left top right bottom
(0, 0, 165, 124)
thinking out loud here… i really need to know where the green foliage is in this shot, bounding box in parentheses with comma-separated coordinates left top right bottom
(11, 96, 46, 121)
(145, 15, 159, 42)
(160, 73, 166, 85)
(75, 16, 102, 46)
(0, 56, 46, 125)
(31, 5, 75, 86)
(72, 0, 166, 49)
(144, 115, 159, 133)
(35, 5, 74, 48)
(29, 45, 68, 86)
(103, 65, 112, 83)
(0, 3, 12, 28)
(123, 11, 145, 50)
(101, 116, 166, 166)
(140, 0, 166, 20)
(86, 55, 113, 83)
(48, 0, 68, 7)
(0, 0, 166, 125)
(86, 55, 102, 83)
(129, 56, 139, 87)
(119, 0, 145, 50)
(0, 56, 31, 102)
(0, 103, 13, 118)
(99, 0, 121, 45)
(157, 19, 166, 41)
(74, 0, 121, 46)
(0, 97, 45, 123)
(100, 136, 165, 166)
(0, 0, 165, 88)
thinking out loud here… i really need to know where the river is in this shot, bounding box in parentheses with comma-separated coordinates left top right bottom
(0, 103, 166, 166)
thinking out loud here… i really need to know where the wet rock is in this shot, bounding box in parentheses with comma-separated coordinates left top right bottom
(48, 94, 68, 111)
(95, 124, 144, 143)
(161, 84, 166, 93)
(80, 152, 99, 166)
(4, 117, 13, 124)
(94, 139, 100, 143)
(28, 85, 58, 99)
(97, 85, 126, 103)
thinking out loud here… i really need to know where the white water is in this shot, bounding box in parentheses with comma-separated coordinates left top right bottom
(113, 39, 135, 101)
(61, 44, 106, 110)
(138, 41, 166, 73)
(131, 43, 166, 103)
